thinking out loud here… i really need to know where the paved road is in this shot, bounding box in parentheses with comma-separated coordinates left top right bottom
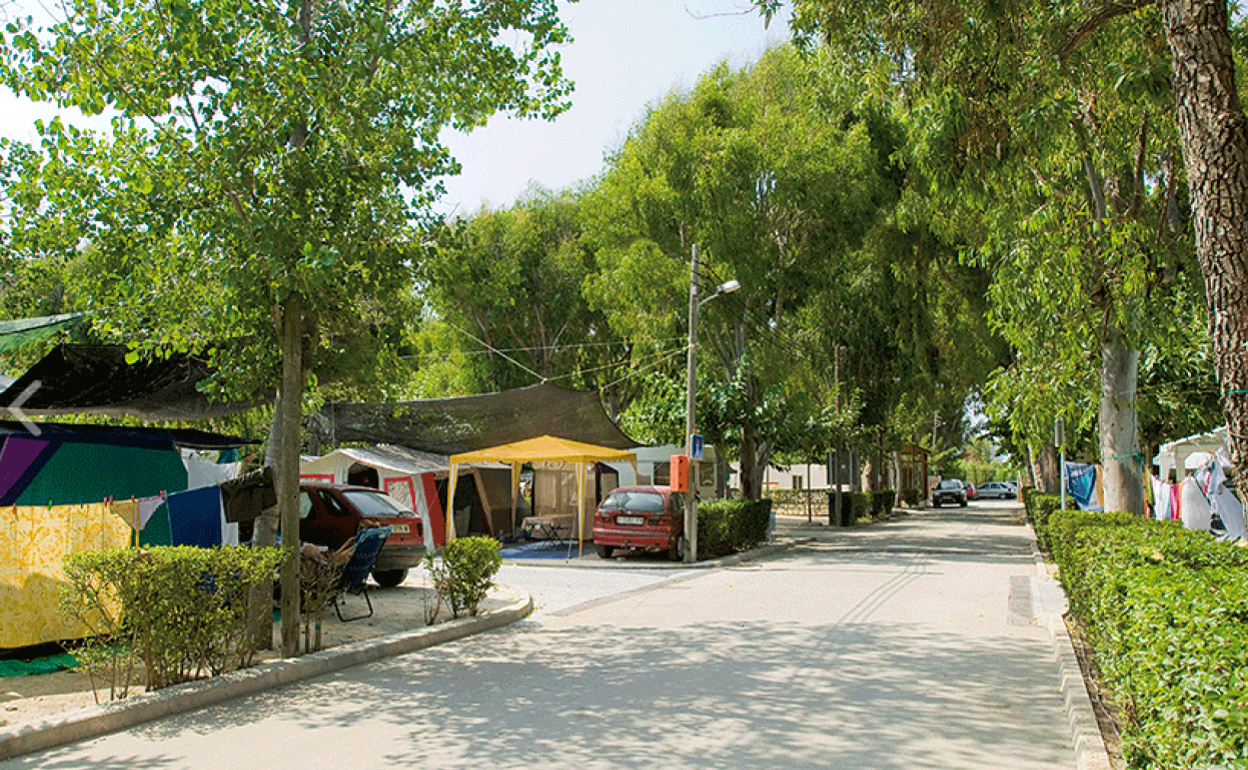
(1, 501, 1078, 769)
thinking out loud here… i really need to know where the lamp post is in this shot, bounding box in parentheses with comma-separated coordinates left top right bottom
(685, 244, 740, 564)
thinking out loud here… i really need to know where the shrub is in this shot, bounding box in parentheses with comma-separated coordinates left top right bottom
(899, 488, 921, 506)
(425, 536, 503, 619)
(871, 490, 896, 519)
(60, 545, 285, 698)
(697, 498, 771, 557)
(1025, 492, 1063, 550)
(1045, 511, 1248, 767)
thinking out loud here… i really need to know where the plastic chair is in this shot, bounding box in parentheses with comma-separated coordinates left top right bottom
(333, 525, 391, 622)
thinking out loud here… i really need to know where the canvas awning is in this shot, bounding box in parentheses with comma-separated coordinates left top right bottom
(447, 436, 636, 555)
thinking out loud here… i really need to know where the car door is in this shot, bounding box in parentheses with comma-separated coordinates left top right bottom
(298, 488, 358, 549)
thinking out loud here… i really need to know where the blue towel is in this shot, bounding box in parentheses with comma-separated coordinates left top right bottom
(166, 486, 223, 547)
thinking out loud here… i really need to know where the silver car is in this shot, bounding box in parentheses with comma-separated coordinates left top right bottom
(977, 481, 1017, 500)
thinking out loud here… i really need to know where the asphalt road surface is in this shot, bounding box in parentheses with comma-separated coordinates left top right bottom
(1, 500, 1079, 770)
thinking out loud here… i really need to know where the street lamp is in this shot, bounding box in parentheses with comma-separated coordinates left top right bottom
(685, 244, 741, 564)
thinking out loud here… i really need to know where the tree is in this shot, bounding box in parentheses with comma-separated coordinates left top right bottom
(0, 0, 571, 655)
(763, 0, 1203, 513)
(583, 46, 898, 498)
(421, 187, 631, 404)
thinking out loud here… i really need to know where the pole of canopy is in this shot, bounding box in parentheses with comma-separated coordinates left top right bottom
(576, 461, 585, 558)
(511, 462, 520, 536)
(447, 462, 458, 541)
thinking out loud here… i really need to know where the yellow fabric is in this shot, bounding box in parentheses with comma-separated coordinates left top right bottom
(0, 503, 131, 649)
(449, 435, 636, 467)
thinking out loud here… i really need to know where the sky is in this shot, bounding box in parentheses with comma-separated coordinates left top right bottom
(436, 1, 791, 215)
(0, 2, 790, 216)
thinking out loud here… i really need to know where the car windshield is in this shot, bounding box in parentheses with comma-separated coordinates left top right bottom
(938, 480, 963, 489)
(600, 491, 666, 512)
(342, 490, 412, 518)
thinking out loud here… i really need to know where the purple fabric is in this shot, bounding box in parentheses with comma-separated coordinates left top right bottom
(0, 437, 51, 502)
(166, 485, 223, 547)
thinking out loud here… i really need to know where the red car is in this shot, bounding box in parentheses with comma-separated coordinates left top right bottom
(243, 483, 426, 587)
(592, 485, 685, 561)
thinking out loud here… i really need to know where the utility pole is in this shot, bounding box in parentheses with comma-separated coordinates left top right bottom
(684, 245, 700, 564)
(684, 244, 740, 564)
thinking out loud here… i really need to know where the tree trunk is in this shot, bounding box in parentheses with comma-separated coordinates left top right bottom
(1159, 0, 1248, 484)
(739, 423, 761, 499)
(1035, 443, 1059, 494)
(1099, 323, 1144, 514)
(245, 412, 282, 651)
(278, 293, 304, 657)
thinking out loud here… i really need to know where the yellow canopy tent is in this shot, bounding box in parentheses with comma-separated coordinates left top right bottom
(447, 435, 637, 555)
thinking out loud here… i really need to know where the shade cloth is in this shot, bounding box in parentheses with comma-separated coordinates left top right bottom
(311, 383, 636, 455)
(0, 344, 266, 421)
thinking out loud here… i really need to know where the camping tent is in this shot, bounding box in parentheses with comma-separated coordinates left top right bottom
(299, 445, 452, 549)
(1154, 426, 1229, 482)
(447, 436, 636, 554)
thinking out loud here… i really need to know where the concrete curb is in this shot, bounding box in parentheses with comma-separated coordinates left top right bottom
(1032, 551, 1113, 770)
(0, 585, 533, 761)
(501, 539, 793, 569)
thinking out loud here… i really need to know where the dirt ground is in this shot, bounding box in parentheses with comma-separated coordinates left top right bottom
(0, 579, 470, 730)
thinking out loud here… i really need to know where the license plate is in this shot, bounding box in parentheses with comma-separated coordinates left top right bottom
(389, 524, 410, 534)
(617, 515, 644, 526)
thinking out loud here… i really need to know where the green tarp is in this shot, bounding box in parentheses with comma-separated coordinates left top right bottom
(0, 313, 88, 354)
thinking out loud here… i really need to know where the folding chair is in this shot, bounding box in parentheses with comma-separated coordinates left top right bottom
(333, 525, 391, 622)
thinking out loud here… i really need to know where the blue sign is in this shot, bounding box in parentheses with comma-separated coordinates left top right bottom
(690, 434, 704, 461)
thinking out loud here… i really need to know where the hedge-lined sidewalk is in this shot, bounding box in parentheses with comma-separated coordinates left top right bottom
(1023, 489, 1248, 769)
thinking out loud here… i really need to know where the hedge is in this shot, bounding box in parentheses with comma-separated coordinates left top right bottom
(697, 498, 771, 557)
(1022, 490, 1064, 551)
(1042, 509, 1248, 768)
(60, 545, 285, 698)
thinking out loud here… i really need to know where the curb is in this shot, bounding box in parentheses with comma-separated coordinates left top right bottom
(502, 539, 793, 569)
(0, 585, 533, 761)
(1032, 551, 1113, 770)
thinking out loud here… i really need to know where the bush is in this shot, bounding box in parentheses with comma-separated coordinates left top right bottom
(60, 545, 285, 698)
(1045, 510, 1248, 767)
(871, 490, 896, 519)
(697, 498, 771, 557)
(899, 488, 921, 506)
(1025, 492, 1063, 550)
(425, 536, 503, 619)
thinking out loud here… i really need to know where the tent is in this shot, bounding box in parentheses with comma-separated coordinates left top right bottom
(1154, 426, 1230, 482)
(299, 445, 450, 549)
(447, 436, 636, 554)
(0, 422, 255, 649)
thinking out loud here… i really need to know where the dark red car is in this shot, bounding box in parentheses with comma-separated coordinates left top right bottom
(592, 485, 685, 561)
(243, 483, 426, 587)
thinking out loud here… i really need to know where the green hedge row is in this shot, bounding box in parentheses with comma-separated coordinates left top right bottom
(1033, 505, 1248, 768)
(61, 545, 285, 697)
(827, 490, 895, 525)
(697, 498, 771, 557)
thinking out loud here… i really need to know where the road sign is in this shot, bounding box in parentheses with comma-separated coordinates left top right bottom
(690, 434, 704, 461)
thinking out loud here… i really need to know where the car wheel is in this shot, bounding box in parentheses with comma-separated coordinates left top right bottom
(960, 499, 967, 507)
(371, 568, 408, 588)
(595, 544, 614, 559)
(932, 500, 941, 508)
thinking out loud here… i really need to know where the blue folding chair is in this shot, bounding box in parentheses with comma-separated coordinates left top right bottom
(333, 526, 391, 622)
